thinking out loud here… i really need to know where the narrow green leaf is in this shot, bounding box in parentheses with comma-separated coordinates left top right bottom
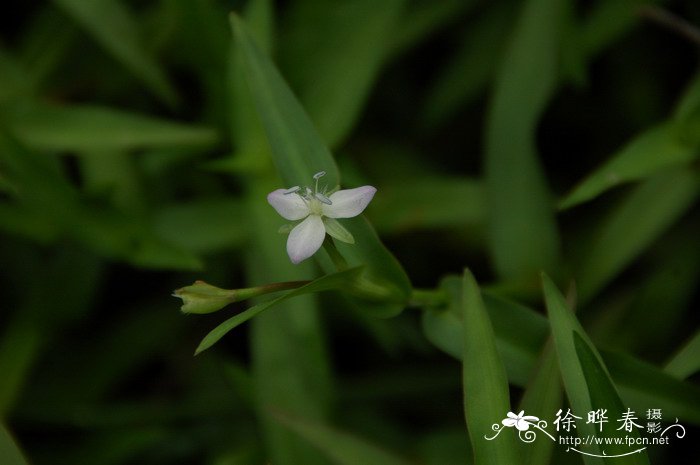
(388, 0, 474, 58)
(7, 103, 217, 152)
(0, 423, 28, 465)
(280, 0, 404, 147)
(559, 123, 695, 210)
(462, 269, 518, 465)
(673, 70, 700, 119)
(230, 13, 339, 188)
(574, 333, 649, 465)
(369, 177, 484, 234)
(423, 2, 515, 128)
(153, 199, 248, 253)
(195, 267, 363, 355)
(576, 167, 699, 302)
(273, 411, 413, 465)
(484, 0, 564, 280)
(665, 330, 700, 380)
(517, 342, 562, 465)
(422, 276, 549, 386)
(231, 13, 412, 314)
(542, 273, 602, 463)
(53, 0, 178, 105)
(580, 0, 657, 59)
(604, 351, 700, 424)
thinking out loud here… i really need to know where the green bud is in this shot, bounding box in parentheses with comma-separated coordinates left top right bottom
(173, 279, 311, 314)
(173, 281, 237, 314)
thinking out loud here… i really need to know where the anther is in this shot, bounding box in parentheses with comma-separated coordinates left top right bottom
(283, 186, 301, 195)
(313, 171, 326, 180)
(314, 192, 332, 205)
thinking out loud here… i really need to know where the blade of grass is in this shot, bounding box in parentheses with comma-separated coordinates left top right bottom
(573, 333, 649, 464)
(368, 177, 484, 234)
(542, 273, 602, 464)
(272, 410, 414, 465)
(559, 123, 696, 210)
(6, 103, 217, 152)
(664, 330, 700, 380)
(53, 0, 178, 106)
(462, 269, 518, 465)
(422, 276, 549, 386)
(517, 342, 562, 465)
(603, 350, 700, 425)
(423, 2, 516, 129)
(575, 167, 699, 302)
(280, 0, 404, 148)
(0, 423, 28, 465)
(231, 12, 411, 314)
(484, 0, 564, 280)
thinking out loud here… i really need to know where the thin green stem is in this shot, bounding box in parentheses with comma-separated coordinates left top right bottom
(409, 287, 448, 307)
(322, 237, 348, 270)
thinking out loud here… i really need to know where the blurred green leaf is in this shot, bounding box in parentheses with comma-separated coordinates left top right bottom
(53, 0, 178, 105)
(230, 13, 340, 188)
(153, 199, 248, 254)
(542, 274, 604, 463)
(0, 423, 28, 465)
(484, 0, 564, 280)
(517, 343, 561, 465)
(559, 123, 696, 210)
(281, 0, 404, 147)
(423, 2, 515, 128)
(574, 333, 649, 464)
(580, 0, 657, 58)
(673, 70, 700, 119)
(196, 267, 363, 355)
(461, 269, 518, 465)
(232, 13, 412, 315)
(422, 276, 549, 386)
(6, 103, 218, 152)
(665, 330, 700, 380)
(388, 0, 474, 58)
(369, 177, 484, 234)
(575, 167, 699, 302)
(273, 411, 413, 465)
(603, 351, 700, 425)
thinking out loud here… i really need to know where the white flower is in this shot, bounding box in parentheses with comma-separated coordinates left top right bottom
(502, 411, 539, 431)
(267, 171, 376, 264)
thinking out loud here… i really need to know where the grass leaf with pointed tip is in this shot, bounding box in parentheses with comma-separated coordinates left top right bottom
(53, 0, 178, 106)
(461, 269, 518, 465)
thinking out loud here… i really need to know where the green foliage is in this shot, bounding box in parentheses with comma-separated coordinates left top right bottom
(0, 0, 698, 464)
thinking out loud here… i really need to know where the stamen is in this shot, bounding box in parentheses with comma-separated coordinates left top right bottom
(283, 186, 301, 195)
(313, 171, 326, 194)
(314, 192, 332, 205)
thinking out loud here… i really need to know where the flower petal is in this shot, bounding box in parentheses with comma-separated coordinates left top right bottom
(502, 418, 517, 427)
(322, 186, 376, 218)
(267, 189, 310, 221)
(287, 214, 326, 264)
(506, 412, 519, 419)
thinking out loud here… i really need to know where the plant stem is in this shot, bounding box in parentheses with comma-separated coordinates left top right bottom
(409, 287, 448, 307)
(322, 237, 348, 270)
